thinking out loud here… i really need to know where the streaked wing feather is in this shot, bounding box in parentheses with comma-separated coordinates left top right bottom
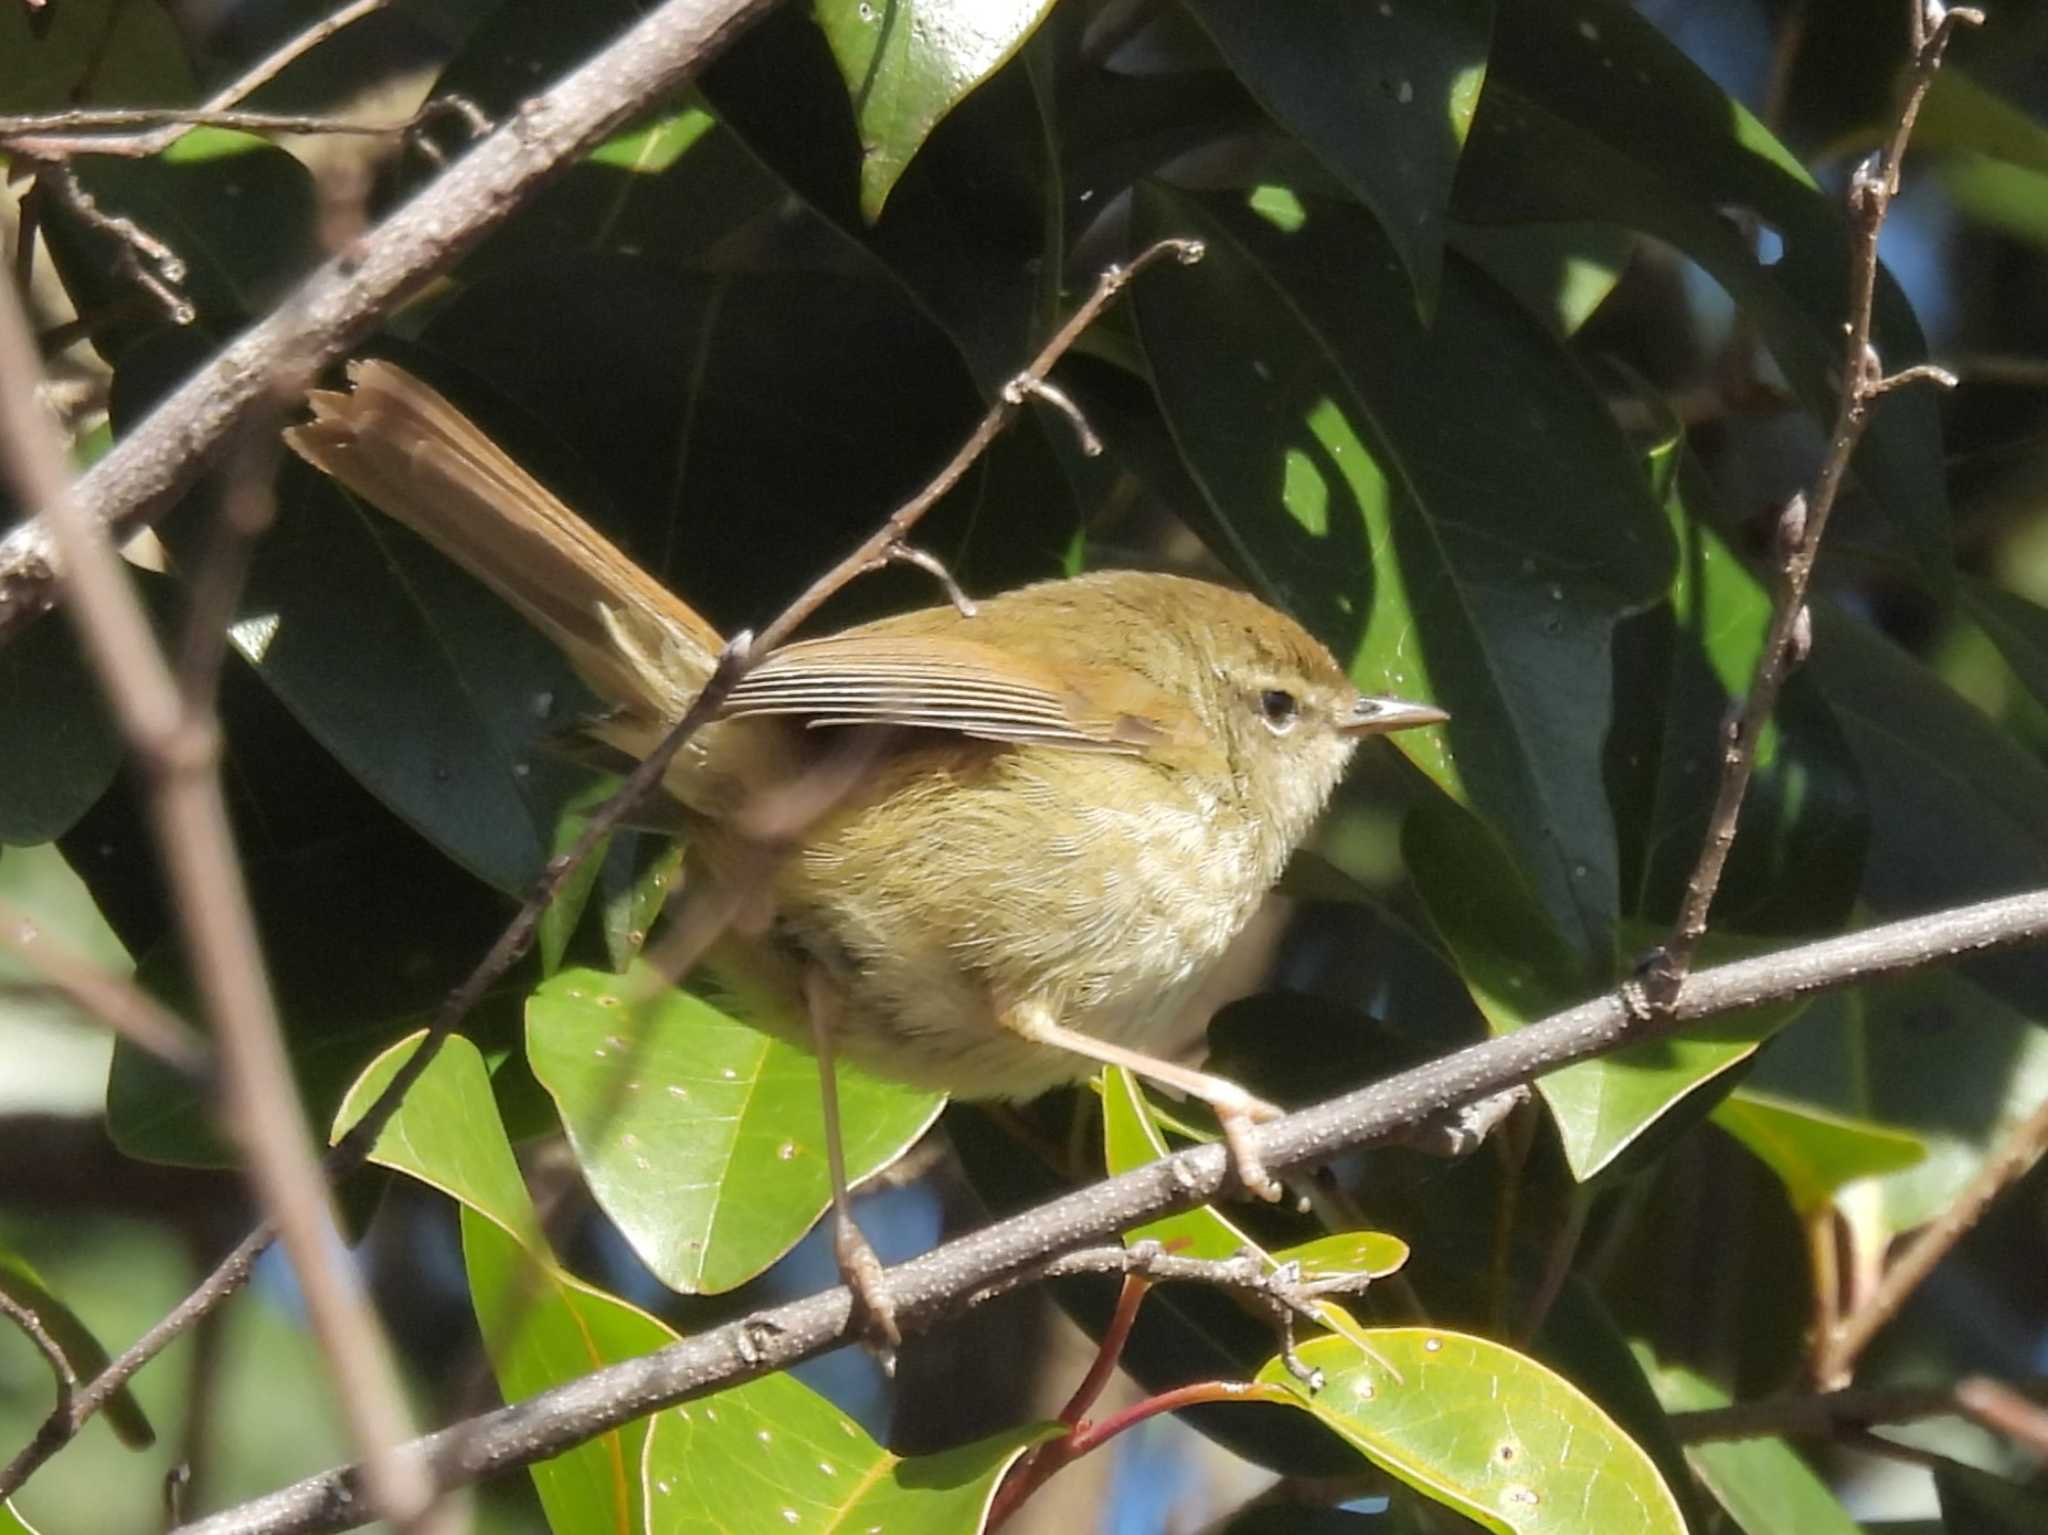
(721, 634, 1166, 752)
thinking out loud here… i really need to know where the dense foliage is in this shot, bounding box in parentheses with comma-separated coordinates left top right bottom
(5, 2, 2048, 1531)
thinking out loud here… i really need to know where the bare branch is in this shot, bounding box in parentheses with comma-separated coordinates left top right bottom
(0, 1, 398, 160)
(0, 0, 787, 641)
(166, 886, 2048, 1535)
(0, 278, 434, 1526)
(0, 894, 210, 1078)
(1670, 1376, 2048, 1445)
(1645, 2, 1981, 999)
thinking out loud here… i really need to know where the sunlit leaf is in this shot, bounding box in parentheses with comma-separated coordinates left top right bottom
(1259, 1325, 1685, 1534)
(812, 0, 1059, 221)
(1711, 1090, 1926, 1217)
(526, 967, 942, 1293)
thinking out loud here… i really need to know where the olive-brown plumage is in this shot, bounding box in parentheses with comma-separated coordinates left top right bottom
(287, 361, 1446, 1268)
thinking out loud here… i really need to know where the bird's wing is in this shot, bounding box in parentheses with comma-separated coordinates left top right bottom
(719, 633, 1171, 753)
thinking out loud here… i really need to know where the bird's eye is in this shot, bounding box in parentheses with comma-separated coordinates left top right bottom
(1259, 689, 1300, 733)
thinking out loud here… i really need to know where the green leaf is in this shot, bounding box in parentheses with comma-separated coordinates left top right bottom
(1448, 221, 1632, 337)
(1941, 153, 2048, 247)
(1133, 181, 1671, 960)
(1746, 968, 2048, 1238)
(332, 1032, 682, 1535)
(1710, 1090, 1926, 1217)
(0, 1252, 154, 1449)
(601, 837, 684, 973)
(1272, 1232, 1410, 1285)
(1612, 462, 1867, 937)
(811, 0, 1059, 222)
(1914, 69, 2048, 175)
(0, 614, 122, 845)
(526, 967, 942, 1293)
(643, 1375, 1051, 1534)
(1185, 0, 1492, 306)
(1102, 1066, 1262, 1261)
(1804, 607, 2048, 1012)
(0, 1501, 45, 1535)
(1258, 1326, 1686, 1534)
(1409, 801, 1806, 1180)
(1965, 579, 2048, 716)
(1465, 0, 1951, 592)
(1644, 1354, 1860, 1535)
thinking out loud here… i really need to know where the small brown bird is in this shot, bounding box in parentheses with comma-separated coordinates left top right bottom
(287, 361, 1446, 1336)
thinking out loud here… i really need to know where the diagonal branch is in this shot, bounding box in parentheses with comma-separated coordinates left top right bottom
(168, 885, 2048, 1535)
(0, 0, 784, 643)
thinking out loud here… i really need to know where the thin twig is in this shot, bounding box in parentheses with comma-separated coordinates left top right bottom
(0, 894, 211, 1078)
(1, 107, 422, 155)
(0, 280, 435, 1530)
(1819, 1086, 2048, 1384)
(161, 886, 2048, 1535)
(5, 236, 1193, 1486)
(1955, 1376, 2048, 1456)
(1646, 1, 1981, 998)
(28, 159, 194, 325)
(1670, 1376, 2048, 1443)
(754, 237, 1202, 655)
(0, 1, 398, 160)
(0, 1286, 78, 1422)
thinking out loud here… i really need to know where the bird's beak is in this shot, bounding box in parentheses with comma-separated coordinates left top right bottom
(1341, 693, 1449, 736)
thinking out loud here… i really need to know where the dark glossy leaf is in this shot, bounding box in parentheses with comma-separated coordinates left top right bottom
(423, 0, 792, 273)
(1803, 607, 2048, 1011)
(526, 967, 942, 1294)
(1133, 181, 1671, 961)
(1447, 221, 1632, 338)
(107, 831, 522, 1167)
(1465, 0, 1951, 591)
(0, 613, 122, 845)
(1934, 1464, 2048, 1534)
(208, 453, 591, 897)
(1186, 0, 1491, 306)
(1610, 458, 1867, 938)
(703, 5, 1066, 394)
(416, 260, 989, 635)
(0, 0, 190, 112)
(41, 131, 315, 360)
(812, 0, 1059, 222)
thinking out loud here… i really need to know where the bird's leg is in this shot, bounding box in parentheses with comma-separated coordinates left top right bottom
(804, 969, 902, 1362)
(999, 998, 1286, 1201)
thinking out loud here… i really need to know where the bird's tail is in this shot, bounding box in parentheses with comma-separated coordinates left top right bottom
(285, 359, 723, 721)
